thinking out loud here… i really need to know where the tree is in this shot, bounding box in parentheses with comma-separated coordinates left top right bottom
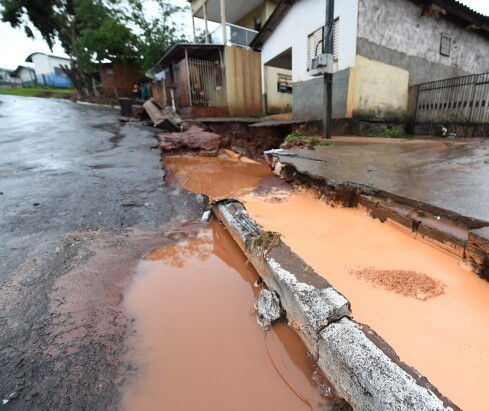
(1, 0, 138, 96)
(1, 0, 189, 96)
(127, 0, 189, 74)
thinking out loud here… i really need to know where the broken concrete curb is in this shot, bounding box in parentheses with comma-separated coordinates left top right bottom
(211, 199, 460, 410)
(212, 200, 351, 357)
(318, 318, 459, 411)
(255, 289, 281, 331)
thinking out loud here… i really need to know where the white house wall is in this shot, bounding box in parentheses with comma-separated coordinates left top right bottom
(357, 0, 489, 85)
(260, 0, 359, 119)
(262, 0, 358, 83)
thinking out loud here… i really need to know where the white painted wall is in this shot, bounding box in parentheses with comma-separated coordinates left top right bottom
(31, 53, 71, 75)
(261, 0, 358, 89)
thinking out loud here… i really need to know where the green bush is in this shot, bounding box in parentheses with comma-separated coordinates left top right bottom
(372, 126, 408, 138)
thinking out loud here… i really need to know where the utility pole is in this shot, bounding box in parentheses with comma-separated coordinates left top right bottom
(322, 0, 334, 139)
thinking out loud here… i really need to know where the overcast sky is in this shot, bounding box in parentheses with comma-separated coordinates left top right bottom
(0, 0, 488, 70)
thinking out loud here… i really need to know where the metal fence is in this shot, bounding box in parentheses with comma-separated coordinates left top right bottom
(414, 72, 489, 136)
(188, 58, 227, 107)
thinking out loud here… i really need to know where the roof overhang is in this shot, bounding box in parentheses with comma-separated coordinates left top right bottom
(25, 52, 71, 63)
(250, 0, 299, 49)
(190, 0, 264, 24)
(157, 44, 224, 67)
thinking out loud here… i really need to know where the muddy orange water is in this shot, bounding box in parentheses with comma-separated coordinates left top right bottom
(165, 154, 489, 411)
(164, 155, 271, 199)
(123, 221, 339, 410)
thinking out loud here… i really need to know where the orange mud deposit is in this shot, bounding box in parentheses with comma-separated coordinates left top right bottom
(165, 154, 489, 411)
(350, 268, 445, 300)
(123, 222, 339, 411)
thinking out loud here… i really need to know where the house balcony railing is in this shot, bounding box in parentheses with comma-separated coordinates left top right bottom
(203, 23, 258, 47)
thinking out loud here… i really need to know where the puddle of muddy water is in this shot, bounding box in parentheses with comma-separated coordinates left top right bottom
(123, 221, 339, 411)
(164, 155, 271, 199)
(165, 154, 489, 411)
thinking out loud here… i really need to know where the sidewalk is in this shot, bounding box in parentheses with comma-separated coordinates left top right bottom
(270, 137, 489, 224)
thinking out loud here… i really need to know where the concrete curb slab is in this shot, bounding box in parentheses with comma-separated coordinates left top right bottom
(318, 318, 459, 411)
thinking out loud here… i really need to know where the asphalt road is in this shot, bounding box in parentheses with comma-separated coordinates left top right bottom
(0, 96, 206, 409)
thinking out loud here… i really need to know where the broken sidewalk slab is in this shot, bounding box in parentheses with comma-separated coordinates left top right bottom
(318, 318, 460, 411)
(211, 199, 351, 357)
(143, 98, 182, 131)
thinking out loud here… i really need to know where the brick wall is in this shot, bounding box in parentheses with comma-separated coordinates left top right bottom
(99, 61, 141, 98)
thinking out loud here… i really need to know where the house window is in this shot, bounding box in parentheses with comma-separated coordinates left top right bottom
(307, 20, 339, 69)
(106, 68, 114, 75)
(440, 34, 451, 56)
(254, 16, 262, 31)
(277, 74, 292, 94)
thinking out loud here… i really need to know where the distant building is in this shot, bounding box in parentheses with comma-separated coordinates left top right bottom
(0, 67, 17, 85)
(12, 66, 36, 86)
(251, 0, 489, 131)
(25, 52, 73, 88)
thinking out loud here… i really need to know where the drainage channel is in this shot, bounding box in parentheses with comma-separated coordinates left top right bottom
(160, 154, 489, 411)
(121, 156, 347, 410)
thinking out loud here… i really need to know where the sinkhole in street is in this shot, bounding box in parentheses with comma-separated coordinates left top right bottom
(151, 153, 489, 411)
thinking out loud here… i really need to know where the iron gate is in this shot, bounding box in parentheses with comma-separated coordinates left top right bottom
(414, 72, 489, 136)
(187, 58, 227, 107)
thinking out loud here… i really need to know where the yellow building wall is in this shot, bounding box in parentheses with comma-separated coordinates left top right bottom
(224, 46, 262, 116)
(266, 66, 292, 114)
(351, 55, 409, 121)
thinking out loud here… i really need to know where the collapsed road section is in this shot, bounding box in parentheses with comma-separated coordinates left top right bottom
(264, 147, 489, 281)
(210, 199, 459, 411)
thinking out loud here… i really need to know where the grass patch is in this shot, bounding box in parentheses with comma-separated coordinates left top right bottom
(370, 126, 410, 139)
(282, 131, 332, 148)
(249, 231, 281, 259)
(0, 86, 74, 99)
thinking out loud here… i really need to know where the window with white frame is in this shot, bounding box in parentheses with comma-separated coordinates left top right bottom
(440, 34, 451, 56)
(307, 19, 339, 69)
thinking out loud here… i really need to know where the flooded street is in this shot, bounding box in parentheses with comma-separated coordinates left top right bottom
(123, 221, 336, 410)
(163, 154, 489, 411)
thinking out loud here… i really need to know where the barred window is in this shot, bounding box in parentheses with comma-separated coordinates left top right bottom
(440, 34, 451, 56)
